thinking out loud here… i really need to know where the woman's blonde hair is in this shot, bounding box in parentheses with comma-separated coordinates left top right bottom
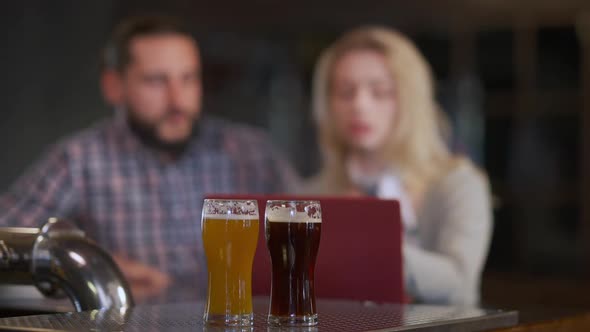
(312, 26, 461, 196)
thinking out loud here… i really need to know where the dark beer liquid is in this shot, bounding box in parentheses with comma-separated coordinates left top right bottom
(266, 220, 321, 317)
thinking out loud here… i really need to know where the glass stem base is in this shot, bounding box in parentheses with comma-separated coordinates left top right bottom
(268, 313, 318, 326)
(204, 313, 254, 326)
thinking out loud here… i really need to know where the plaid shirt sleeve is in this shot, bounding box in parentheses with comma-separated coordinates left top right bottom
(251, 129, 301, 194)
(227, 123, 302, 195)
(268, 146, 301, 194)
(0, 143, 80, 228)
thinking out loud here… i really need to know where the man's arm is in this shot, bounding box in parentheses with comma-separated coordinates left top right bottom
(112, 255, 171, 303)
(0, 143, 174, 303)
(0, 144, 80, 228)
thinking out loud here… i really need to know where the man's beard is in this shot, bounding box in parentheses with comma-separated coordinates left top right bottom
(125, 108, 199, 158)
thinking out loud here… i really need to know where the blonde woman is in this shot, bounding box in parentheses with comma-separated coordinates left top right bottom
(305, 27, 492, 306)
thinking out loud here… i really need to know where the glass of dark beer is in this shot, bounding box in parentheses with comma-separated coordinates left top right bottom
(265, 200, 322, 326)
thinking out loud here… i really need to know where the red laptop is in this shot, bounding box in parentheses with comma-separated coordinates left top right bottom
(205, 195, 404, 303)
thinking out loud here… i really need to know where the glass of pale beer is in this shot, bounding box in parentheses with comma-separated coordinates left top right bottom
(265, 200, 322, 326)
(201, 199, 259, 326)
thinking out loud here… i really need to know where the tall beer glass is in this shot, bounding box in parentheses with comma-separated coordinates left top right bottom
(265, 200, 322, 326)
(201, 199, 259, 326)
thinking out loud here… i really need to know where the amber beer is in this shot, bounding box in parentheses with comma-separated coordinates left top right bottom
(265, 200, 322, 326)
(201, 199, 259, 326)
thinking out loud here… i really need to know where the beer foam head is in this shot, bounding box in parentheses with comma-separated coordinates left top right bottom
(265, 201, 322, 223)
(202, 199, 259, 220)
(203, 213, 259, 220)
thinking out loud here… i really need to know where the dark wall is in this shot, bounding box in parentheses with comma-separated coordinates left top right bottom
(0, 2, 117, 189)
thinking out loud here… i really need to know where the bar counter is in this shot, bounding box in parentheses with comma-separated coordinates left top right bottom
(0, 297, 517, 332)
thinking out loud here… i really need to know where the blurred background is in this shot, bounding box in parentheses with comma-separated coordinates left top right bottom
(1, 0, 590, 321)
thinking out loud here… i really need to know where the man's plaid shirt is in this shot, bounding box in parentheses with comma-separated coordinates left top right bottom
(0, 115, 298, 302)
